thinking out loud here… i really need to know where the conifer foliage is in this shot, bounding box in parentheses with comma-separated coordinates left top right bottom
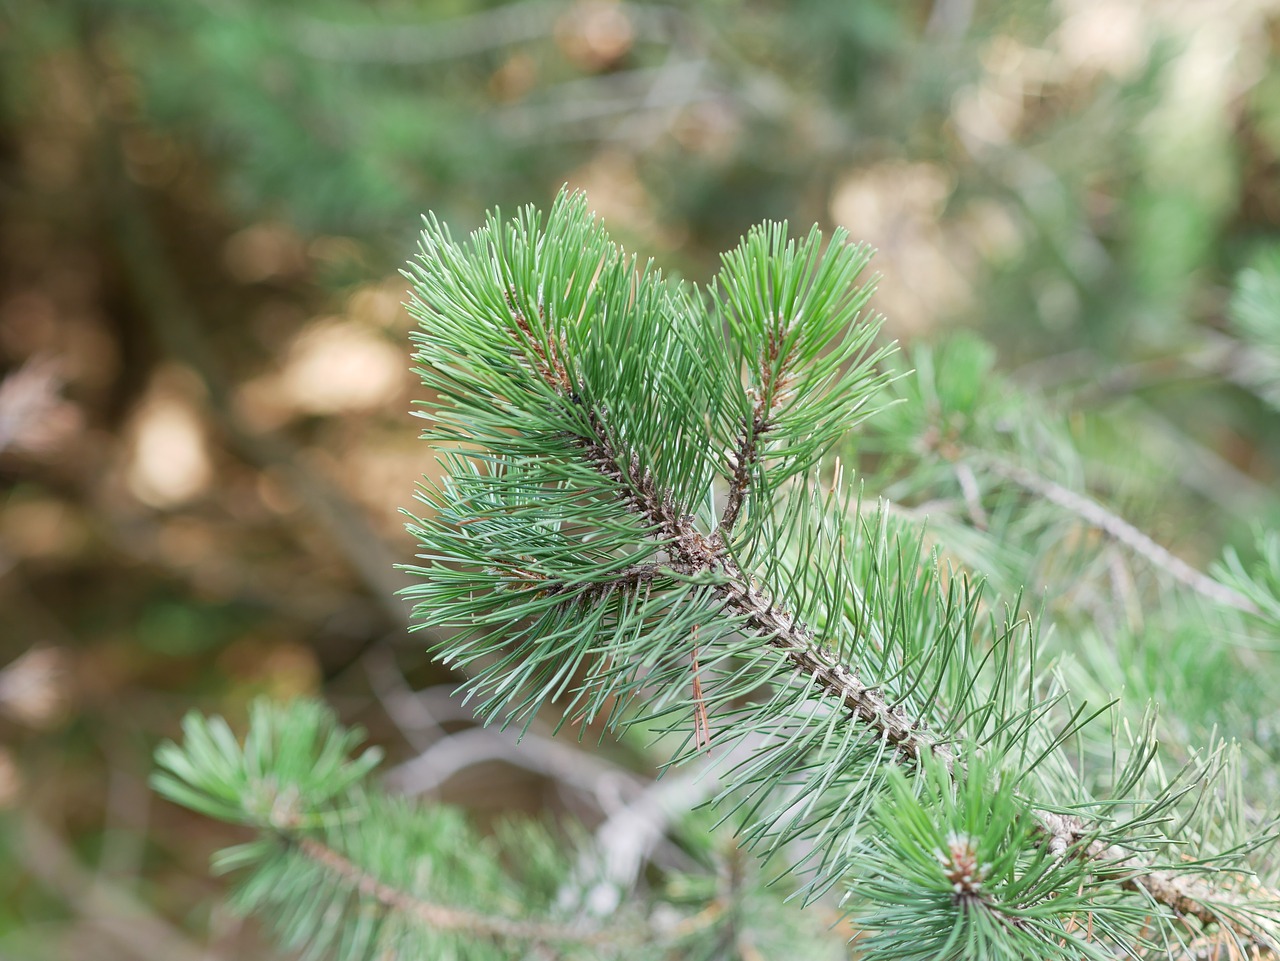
(154, 192, 1280, 960)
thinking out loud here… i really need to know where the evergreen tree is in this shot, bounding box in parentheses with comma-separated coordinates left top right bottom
(154, 191, 1280, 960)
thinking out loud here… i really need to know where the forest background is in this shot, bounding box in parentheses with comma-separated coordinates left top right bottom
(3, 1, 1280, 958)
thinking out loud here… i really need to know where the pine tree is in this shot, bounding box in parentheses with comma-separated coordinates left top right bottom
(154, 190, 1280, 960)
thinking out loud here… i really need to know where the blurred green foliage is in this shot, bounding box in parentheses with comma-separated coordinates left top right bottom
(3, 0, 1280, 957)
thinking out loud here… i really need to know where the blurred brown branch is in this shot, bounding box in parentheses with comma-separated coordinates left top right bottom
(15, 816, 229, 961)
(93, 115, 412, 632)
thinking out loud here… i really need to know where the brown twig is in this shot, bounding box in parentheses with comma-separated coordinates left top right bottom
(506, 286, 574, 395)
(691, 624, 712, 750)
(977, 455, 1259, 615)
(717, 315, 799, 540)
(16, 816, 229, 961)
(294, 835, 630, 946)
(0, 353, 76, 456)
(1035, 810, 1280, 953)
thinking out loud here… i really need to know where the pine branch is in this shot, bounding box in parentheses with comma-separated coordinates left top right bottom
(151, 701, 649, 959)
(154, 699, 852, 961)
(137, 178, 1280, 959)
(522, 318, 1275, 946)
(339, 192, 1280, 961)
(291, 835, 627, 948)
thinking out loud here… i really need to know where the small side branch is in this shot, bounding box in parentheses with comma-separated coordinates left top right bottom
(506, 287, 574, 395)
(1035, 811, 1280, 952)
(295, 836, 627, 946)
(718, 318, 799, 539)
(507, 304, 706, 553)
(560, 561, 669, 602)
(719, 405, 767, 537)
(982, 457, 1258, 615)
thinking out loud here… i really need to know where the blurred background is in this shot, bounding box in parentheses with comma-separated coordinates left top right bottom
(3, 0, 1280, 957)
